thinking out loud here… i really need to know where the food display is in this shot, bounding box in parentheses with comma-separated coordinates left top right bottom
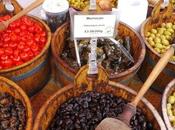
(167, 90, 175, 128)
(0, 15, 47, 70)
(145, 22, 175, 62)
(61, 36, 134, 75)
(0, 92, 26, 130)
(67, 0, 117, 10)
(48, 91, 153, 130)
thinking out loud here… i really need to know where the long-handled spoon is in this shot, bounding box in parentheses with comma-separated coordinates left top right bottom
(96, 44, 175, 130)
(0, 0, 45, 31)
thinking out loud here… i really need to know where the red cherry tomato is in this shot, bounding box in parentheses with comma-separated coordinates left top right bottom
(20, 52, 29, 61)
(14, 28, 20, 33)
(9, 42, 17, 49)
(23, 46, 30, 52)
(26, 40, 34, 46)
(40, 31, 46, 37)
(0, 55, 8, 60)
(0, 48, 5, 56)
(4, 36, 10, 43)
(28, 51, 34, 59)
(14, 50, 20, 57)
(13, 55, 21, 62)
(15, 61, 23, 66)
(31, 44, 39, 52)
(20, 25, 27, 30)
(0, 15, 46, 69)
(34, 34, 40, 42)
(1, 59, 13, 69)
(5, 47, 13, 55)
(18, 42, 25, 50)
(40, 37, 46, 44)
(34, 24, 43, 32)
(3, 43, 9, 48)
(0, 41, 3, 47)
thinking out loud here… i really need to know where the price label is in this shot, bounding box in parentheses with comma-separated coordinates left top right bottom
(74, 15, 116, 38)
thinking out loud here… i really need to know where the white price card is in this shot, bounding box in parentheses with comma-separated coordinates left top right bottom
(74, 15, 116, 38)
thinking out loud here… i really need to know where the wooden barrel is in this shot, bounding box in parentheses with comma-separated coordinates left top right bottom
(0, 76, 32, 130)
(139, 1, 175, 93)
(52, 22, 145, 86)
(0, 16, 51, 96)
(0, 0, 22, 15)
(162, 79, 175, 130)
(33, 82, 166, 130)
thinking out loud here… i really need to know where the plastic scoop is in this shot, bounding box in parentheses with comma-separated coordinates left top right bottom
(0, 0, 45, 31)
(96, 45, 175, 130)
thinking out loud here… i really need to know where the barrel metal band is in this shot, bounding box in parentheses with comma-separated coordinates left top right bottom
(55, 63, 74, 82)
(146, 55, 175, 77)
(11, 59, 48, 81)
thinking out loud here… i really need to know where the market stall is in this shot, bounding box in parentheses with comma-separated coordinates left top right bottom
(0, 0, 175, 130)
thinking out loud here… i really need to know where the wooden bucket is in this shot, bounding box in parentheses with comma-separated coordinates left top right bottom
(139, 1, 175, 93)
(52, 22, 145, 86)
(0, 76, 32, 130)
(0, 0, 22, 15)
(33, 82, 166, 130)
(162, 79, 175, 130)
(0, 16, 51, 96)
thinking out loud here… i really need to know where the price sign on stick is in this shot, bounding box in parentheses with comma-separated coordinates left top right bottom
(74, 14, 116, 38)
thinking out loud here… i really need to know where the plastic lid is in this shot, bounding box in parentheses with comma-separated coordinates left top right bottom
(42, 0, 69, 13)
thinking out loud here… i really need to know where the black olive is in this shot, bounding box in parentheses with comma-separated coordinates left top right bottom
(48, 91, 153, 130)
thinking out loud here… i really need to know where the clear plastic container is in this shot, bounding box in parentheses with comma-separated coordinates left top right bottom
(42, 0, 69, 32)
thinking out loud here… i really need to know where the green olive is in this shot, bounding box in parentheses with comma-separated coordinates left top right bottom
(161, 23, 166, 27)
(160, 35, 166, 40)
(154, 48, 161, 53)
(156, 43, 164, 49)
(164, 30, 172, 36)
(150, 33, 156, 39)
(146, 32, 151, 37)
(167, 103, 172, 109)
(160, 49, 166, 54)
(165, 35, 171, 40)
(172, 56, 175, 61)
(167, 109, 173, 116)
(162, 39, 170, 46)
(168, 96, 175, 104)
(166, 23, 173, 29)
(151, 29, 157, 34)
(158, 28, 164, 34)
(168, 28, 174, 33)
(173, 25, 175, 30)
(156, 33, 161, 37)
(154, 37, 161, 43)
(149, 41, 155, 47)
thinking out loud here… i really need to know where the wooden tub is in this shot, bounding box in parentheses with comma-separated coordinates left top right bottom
(0, 76, 32, 130)
(139, 1, 175, 93)
(51, 22, 145, 86)
(33, 82, 166, 130)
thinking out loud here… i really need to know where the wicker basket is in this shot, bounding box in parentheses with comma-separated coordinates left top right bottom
(0, 16, 51, 96)
(51, 22, 145, 86)
(33, 81, 166, 130)
(139, 1, 175, 93)
(0, 76, 32, 130)
(162, 79, 175, 130)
